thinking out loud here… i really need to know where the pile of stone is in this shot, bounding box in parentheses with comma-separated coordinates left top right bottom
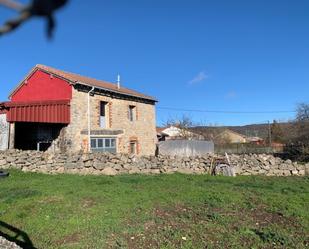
(0, 237, 22, 249)
(0, 150, 308, 176)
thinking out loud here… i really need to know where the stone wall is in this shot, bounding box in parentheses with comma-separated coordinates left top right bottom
(0, 150, 308, 176)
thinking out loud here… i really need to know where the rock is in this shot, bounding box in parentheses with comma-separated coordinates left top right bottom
(93, 162, 105, 170)
(129, 168, 140, 174)
(101, 167, 117, 176)
(84, 160, 93, 168)
(151, 169, 161, 174)
(291, 170, 299, 176)
(305, 164, 309, 176)
(64, 163, 77, 169)
(0, 236, 22, 249)
(177, 168, 193, 174)
(283, 170, 291, 176)
(123, 164, 132, 170)
(113, 164, 123, 171)
(269, 158, 276, 165)
(6, 157, 15, 163)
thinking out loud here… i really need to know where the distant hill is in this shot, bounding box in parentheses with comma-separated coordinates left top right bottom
(193, 123, 293, 140)
(225, 124, 270, 139)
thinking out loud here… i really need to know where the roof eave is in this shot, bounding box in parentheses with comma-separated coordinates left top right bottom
(8, 66, 38, 99)
(74, 81, 158, 103)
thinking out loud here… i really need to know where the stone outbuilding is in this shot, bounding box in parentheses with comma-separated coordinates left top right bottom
(0, 65, 157, 155)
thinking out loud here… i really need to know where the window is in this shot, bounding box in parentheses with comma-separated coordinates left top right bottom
(90, 137, 116, 153)
(100, 101, 108, 128)
(129, 141, 137, 154)
(128, 105, 136, 122)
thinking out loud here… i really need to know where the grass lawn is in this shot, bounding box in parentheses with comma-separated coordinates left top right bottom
(0, 170, 308, 249)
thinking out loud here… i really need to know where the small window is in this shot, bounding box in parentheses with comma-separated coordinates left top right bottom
(130, 141, 137, 154)
(91, 137, 116, 153)
(129, 105, 136, 122)
(100, 101, 108, 128)
(100, 102, 107, 116)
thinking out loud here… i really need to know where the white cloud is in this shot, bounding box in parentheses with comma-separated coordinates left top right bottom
(188, 71, 209, 85)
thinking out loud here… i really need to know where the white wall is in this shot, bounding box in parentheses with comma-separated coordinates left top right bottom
(0, 114, 9, 151)
(161, 126, 182, 137)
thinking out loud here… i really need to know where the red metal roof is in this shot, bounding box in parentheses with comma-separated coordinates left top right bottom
(5, 100, 70, 124)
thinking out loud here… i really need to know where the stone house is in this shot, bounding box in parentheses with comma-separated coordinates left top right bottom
(0, 65, 157, 155)
(214, 129, 247, 144)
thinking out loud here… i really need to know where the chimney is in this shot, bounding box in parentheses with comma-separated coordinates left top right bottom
(117, 74, 121, 89)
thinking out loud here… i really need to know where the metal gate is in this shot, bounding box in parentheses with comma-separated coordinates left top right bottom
(0, 114, 9, 150)
(158, 140, 214, 157)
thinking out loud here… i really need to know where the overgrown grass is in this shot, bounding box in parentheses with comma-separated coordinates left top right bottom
(0, 170, 308, 249)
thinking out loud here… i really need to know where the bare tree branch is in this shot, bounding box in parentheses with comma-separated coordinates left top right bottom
(0, 0, 24, 11)
(0, 0, 68, 38)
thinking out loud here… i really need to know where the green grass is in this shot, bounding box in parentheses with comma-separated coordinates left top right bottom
(0, 170, 308, 249)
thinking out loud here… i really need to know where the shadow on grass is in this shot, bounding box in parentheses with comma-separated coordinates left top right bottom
(0, 221, 36, 249)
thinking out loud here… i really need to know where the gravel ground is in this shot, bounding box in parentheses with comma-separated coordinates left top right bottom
(0, 236, 22, 249)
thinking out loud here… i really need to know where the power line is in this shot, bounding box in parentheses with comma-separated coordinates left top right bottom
(157, 106, 296, 114)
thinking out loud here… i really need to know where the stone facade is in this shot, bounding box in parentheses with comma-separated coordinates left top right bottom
(58, 87, 157, 155)
(1, 150, 308, 177)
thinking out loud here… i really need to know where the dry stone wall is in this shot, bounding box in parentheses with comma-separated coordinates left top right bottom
(0, 236, 22, 249)
(0, 150, 308, 176)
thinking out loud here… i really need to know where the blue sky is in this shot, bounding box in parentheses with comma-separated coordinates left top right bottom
(1, 0, 308, 126)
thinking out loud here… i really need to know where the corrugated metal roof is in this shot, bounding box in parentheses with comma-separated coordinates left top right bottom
(6, 100, 70, 124)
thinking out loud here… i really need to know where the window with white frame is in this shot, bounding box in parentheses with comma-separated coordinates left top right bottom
(90, 137, 116, 153)
(100, 101, 108, 128)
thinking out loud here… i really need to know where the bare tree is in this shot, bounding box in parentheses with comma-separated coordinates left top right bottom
(0, 0, 68, 38)
(163, 115, 205, 140)
(296, 103, 309, 122)
(294, 103, 309, 143)
(283, 103, 309, 162)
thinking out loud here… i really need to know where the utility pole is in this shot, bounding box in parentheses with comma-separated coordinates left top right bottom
(268, 120, 272, 146)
